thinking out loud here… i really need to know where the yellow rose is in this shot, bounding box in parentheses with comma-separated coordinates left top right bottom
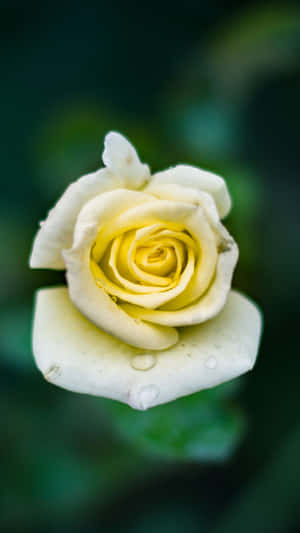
(30, 132, 262, 410)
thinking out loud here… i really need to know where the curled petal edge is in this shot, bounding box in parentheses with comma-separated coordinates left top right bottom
(103, 131, 150, 190)
(149, 164, 232, 219)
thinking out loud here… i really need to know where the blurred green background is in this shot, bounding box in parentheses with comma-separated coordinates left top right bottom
(1, 3, 300, 532)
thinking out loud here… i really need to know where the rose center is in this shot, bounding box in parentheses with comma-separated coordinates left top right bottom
(89, 224, 196, 299)
(135, 245, 177, 276)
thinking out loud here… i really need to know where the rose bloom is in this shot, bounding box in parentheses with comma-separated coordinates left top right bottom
(30, 132, 262, 410)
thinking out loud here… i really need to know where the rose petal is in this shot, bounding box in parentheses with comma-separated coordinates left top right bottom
(33, 287, 262, 410)
(29, 168, 122, 269)
(103, 131, 150, 190)
(160, 223, 234, 311)
(149, 165, 231, 218)
(144, 183, 220, 229)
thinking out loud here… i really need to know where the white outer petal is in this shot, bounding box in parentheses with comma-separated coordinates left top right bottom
(33, 287, 262, 410)
(103, 131, 150, 189)
(29, 168, 122, 269)
(144, 183, 220, 229)
(149, 164, 231, 219)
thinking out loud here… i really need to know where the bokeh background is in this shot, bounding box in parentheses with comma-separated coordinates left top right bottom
(1, 3, 300, 532)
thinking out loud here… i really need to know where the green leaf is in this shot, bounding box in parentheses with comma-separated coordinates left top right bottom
(104, 385, 246, 462)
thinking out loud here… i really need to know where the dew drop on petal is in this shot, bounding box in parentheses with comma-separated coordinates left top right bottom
(131, 354, 156, 371)
(205, 356, 217, 369)
(135, 385, 160, 410)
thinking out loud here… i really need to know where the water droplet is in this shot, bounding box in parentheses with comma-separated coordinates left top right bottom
(130, 384, 160, 410)
(131, 354, 156, 371)
(205, 356, 217, 369)
(110, 295, 118, 303)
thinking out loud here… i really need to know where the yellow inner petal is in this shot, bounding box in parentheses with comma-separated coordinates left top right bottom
(89, 205, 217, 312)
